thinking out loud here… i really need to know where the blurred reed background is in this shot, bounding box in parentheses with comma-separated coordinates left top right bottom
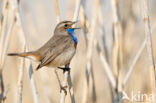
(0, 0, 156, 103)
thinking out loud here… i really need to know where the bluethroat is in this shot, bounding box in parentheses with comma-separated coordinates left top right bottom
(8, 21, 80, 71)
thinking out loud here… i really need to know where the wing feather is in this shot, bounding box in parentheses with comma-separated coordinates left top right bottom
(36, 35, 72, 70)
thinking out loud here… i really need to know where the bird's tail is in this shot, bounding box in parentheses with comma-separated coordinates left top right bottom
(8, 52, 32, 57)
(7, 51, 40, 61)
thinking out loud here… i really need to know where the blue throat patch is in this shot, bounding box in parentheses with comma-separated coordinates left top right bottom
(67, 28, 78, 44)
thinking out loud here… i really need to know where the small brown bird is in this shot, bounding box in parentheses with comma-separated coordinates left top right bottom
(8, 21, 80, 71)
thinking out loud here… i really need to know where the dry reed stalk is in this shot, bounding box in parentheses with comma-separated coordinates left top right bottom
(81, 0, 99, 103)
(14, 7, 27, 103)
(97, 5, 122, 100)
(9, 0, 39, 102)
(94, 39, 116, 102)
(17, 57, 25, 103)
(111, 0, 120, 78)
(0, 0, 8, 40)
(79, 6, 89, 47)
(0, 0, 9, 67)
(72, 0, 81, 22)
(142, 0, 156, 87)
(67, 72, 75, 103)
(123, 39, 146, 86)
(0, 0, 8, 35)
(96, 4, 118, 102)
(54, 0, 61, 23)
(16, 32, 26, 103)
(0, 0, 13, 101)
(100, 51, 116, 88)
(111, 0, 123, 102)
(0, 70, 5, 102)
(0, 0, 8, 38)
(85, 5, 116, 101)
(59, 67, 68, 103)
(97, 3, 116, 89)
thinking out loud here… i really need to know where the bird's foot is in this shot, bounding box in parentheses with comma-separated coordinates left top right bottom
(60, 85, 68, 95)
(58, 67, 70, 73)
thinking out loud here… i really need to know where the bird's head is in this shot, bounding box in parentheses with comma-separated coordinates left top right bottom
(54, 20, 80, 35)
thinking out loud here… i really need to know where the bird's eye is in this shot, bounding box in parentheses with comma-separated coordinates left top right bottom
(64, 24, 68, 28)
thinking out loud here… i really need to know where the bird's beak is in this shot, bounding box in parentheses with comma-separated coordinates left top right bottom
(71, 21, 80, 29)
(72, 27, 81, 29)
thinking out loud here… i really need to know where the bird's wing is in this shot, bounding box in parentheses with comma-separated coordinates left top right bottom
(36, 35, 72, 70)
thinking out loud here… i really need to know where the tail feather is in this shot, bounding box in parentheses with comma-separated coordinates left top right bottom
(7, 52, 40, 61)
(8, 53, 21, 56)
(8, 52, 33, 57)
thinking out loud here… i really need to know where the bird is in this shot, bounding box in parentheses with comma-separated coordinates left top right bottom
(8, 20, 80, 71)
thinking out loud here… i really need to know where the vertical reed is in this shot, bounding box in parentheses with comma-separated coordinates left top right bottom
(111, 0, 123, 102)
(142, 0, 156, 86)
(0, 0, 14, 102)
(81, 0, 99, 103)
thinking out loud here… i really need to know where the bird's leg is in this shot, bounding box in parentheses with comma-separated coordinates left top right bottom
(58, 63, 70, 73)
(55, 69, 68, 95)
(58, 63, 70, 95)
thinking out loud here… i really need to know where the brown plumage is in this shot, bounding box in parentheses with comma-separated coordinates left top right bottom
(8, 21, 79, 70)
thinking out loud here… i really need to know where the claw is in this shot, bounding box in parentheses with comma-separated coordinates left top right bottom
(60, 85, 68, 95)
(58, 67, 70, 73)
